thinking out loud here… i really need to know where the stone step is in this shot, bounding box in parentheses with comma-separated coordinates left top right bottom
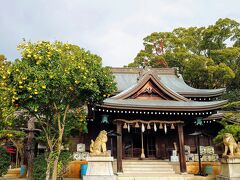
(117, 174, 217, 180)
(123, 166, 173, 171)
(123, 162, 171, 165)
(123, 169, 175, 174)
(123, 167, 173, 170)
(123, 164, 173, 167)
(123, 171, 175, 175)
(123, 166, 172, 169)
(122, 160, 176, 175)
(122, 160, 171, 162)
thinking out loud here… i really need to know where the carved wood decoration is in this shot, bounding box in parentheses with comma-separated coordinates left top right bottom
(130, 80, 175, 100)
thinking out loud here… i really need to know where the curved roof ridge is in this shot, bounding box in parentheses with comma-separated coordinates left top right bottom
(112, 69, 189, 102)
(159, 74, 226, 97)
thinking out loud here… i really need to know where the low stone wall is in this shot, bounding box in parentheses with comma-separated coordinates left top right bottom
(4, 168, 20, 178)
(187, 162, 221, 175)
(64, 160, 88, 178)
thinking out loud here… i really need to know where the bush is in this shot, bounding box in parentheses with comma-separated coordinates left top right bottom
(57, 151, 72, 177)
(224, 101, 240, 111)
(0, 146, 10, 177)
(214, 124, 240, 143)
(33, 151, 72, 180)
(33, 154, 47, 180)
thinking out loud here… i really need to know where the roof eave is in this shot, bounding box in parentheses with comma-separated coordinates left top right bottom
(98, 100, 228, 112)
(179, 88, 226, 98)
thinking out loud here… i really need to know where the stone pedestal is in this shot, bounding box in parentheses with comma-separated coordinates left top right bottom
(83, 156, 116, 180)
(217, 156, 240, 180)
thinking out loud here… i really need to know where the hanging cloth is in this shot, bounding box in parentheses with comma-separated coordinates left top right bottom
(141, 123, 145, 132)
(127, 123, 130, 132)
(154, 123, 157, 132)
(164, 124, 167, 134)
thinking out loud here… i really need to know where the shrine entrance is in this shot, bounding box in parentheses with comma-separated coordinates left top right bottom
(123, 129, 156, 159)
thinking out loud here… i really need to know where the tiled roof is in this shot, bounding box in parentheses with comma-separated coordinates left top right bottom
(112, 67, 225, 97)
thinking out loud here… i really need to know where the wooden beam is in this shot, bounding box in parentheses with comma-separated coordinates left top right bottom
(178, 124, 187, 173)
(116, 121, 123, 172)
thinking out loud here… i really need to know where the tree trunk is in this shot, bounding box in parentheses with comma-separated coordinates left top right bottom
(45, 154, 52, 180)
(27, 118, 35, 180)
(51, 154, 60, 180)
(51, 104, 68, 180)
(51, 129, 63, 180)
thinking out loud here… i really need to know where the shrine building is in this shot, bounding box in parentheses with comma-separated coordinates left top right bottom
(84, 67, 227, 174)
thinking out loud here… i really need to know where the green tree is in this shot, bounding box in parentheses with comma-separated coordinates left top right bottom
(0, 54, 14, 124)
(0, 55, 27, 169)
(0, 146, 10, 177)
(3, 41, 116, 180)
(214, 112, 240, 143)
(128, 18, 240, 91)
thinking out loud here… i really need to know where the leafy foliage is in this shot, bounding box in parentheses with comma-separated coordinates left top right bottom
(214, 124, 240, 143)
(0, 55, 16, 130)
(3, 40, 116, 142)
(128, 18, 240, 92)
(0, 146, 10, 177)
(0, 130, 26, 139)
(1, 40, 116, 179)
(214, 112, 240, 143)
(57, 151, 72, 178)
(33, 154, 47, 180)
(224, 101, 240, 111)
(33, 151, 72, 180)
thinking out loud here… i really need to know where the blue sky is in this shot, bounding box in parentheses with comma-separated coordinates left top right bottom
(0, 0, 239, 67)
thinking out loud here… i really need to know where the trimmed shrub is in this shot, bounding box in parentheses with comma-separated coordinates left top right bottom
(33, 151, 72, 180)
(0, 146, 11, 177)
(33, 153, 47, 180)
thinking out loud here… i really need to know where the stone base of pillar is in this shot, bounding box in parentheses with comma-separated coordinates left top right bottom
(216, 156, 240, 180)
(83, 156, 116, 180)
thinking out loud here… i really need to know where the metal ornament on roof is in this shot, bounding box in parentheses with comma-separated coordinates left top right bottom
(147, 123, 151, 130)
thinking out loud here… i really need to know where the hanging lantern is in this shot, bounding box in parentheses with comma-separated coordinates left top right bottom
(101, 114, 109, 124)
(127, 123, 130, 132)
(154, 123, 157, 132)
(135, 122, 140, 128)
(171, 123, 175, 129)
(123, 123, 127, 129)
(159, 123, 163, 129)
(147, 123, 151, 130)
(164, 124, 167, 134)
(141, 123, 145, 132)
(195, 117, 203, 126)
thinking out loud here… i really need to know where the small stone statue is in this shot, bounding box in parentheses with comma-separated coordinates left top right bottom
(223, 133, 240, 156)
(90, 130, 110, 156)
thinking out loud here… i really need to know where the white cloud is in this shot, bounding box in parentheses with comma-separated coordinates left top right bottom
(0, 0, 239, 67)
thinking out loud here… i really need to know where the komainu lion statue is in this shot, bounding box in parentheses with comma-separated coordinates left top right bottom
(223, 133, 240, 156)
(90, 130, 110, 156)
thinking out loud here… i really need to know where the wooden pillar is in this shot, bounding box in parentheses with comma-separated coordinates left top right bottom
(178, 124, 187, 173)
(116, 121, 123, 172)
